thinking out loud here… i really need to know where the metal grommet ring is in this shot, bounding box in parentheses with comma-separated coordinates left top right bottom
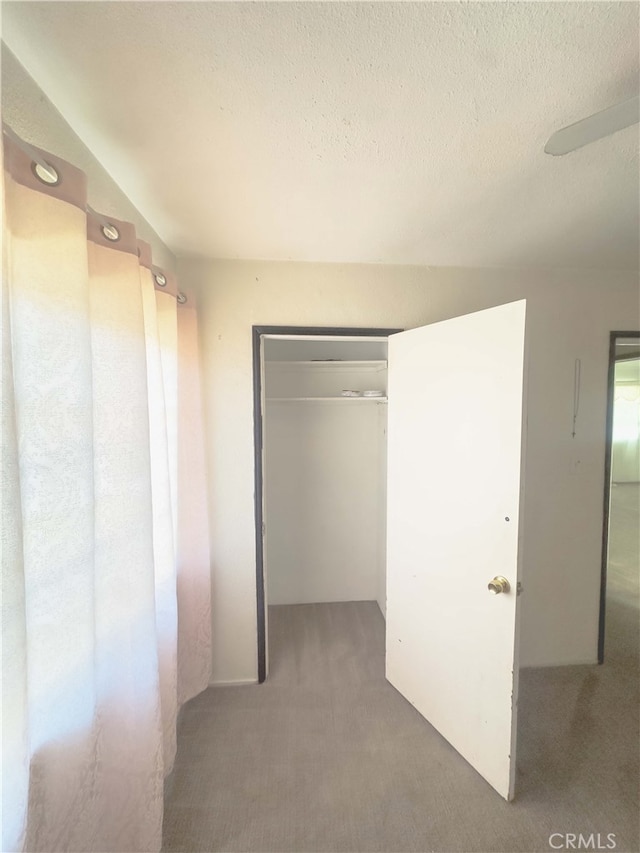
(101, 223, 120, 242)
(177, 292, 187, 304)
(31, 160, 60, 186)
(154, 272, 167, 287)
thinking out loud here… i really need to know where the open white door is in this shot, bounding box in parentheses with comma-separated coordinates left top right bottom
(386, 300, 527, 801)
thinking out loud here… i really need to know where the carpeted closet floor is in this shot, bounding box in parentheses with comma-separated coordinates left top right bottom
(162, 485, 639, 853)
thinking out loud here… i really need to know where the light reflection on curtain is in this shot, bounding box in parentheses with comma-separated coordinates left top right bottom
(1, 129, 211, 852)
(177, 300, 213, 704)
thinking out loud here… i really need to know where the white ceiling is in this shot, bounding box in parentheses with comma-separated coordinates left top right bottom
(2, 1, 639, 268)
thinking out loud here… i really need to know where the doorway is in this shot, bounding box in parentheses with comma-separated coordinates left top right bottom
(252, 326, 401, 683)
(252, 302, 528, 801)
(598, 331, 640, 663)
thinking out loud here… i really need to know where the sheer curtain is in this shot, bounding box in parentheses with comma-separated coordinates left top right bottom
(2, 128, 211, 852)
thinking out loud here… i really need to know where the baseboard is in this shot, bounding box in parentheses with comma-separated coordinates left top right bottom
(208, 678, 259, 687)
(520, 658, 598, 669)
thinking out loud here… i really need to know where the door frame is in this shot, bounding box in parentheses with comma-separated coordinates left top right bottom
(598, 330, 640, 663)
(252, 325, 402, 683)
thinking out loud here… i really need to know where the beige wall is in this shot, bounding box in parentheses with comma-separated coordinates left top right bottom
(179, 257, 639, 683)
(1, 47, 175, 272)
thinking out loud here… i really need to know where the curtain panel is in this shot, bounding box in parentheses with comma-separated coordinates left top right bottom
(1, 128, 212, 852)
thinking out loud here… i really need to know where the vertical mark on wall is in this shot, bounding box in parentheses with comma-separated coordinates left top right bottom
(572, 358, 582, 438)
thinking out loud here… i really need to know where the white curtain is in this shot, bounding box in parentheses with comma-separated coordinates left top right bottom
(2, 129, 211, 852)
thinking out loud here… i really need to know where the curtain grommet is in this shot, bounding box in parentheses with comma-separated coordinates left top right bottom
(154, 272, 167, 287)
(31, 160, 60, 187)
(101, 223, 120, 242)
(177, 292, 187, 304)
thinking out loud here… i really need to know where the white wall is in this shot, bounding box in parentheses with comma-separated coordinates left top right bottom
(265, 400, 383, 605)
(179, 258, 639, 683)
(1, 47, 175, 273)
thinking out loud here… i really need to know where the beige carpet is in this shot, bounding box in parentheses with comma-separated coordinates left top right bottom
(163, 487, 639, 853)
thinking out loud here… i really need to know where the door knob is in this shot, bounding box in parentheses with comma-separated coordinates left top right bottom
(488, 576, 510, 595)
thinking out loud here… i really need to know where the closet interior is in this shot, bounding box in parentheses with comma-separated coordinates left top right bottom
(262, 336, 390, 648)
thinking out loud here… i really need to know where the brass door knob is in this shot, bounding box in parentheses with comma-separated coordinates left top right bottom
(488, 576, 510, 595)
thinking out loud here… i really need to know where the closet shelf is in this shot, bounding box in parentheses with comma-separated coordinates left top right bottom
(267, 396, 388, 403)
(267, 360, 387, 371)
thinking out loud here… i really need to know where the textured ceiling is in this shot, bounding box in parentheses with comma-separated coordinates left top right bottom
(2, 1, 639, 268)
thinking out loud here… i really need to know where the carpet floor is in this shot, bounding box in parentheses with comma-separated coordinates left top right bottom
(163, 486, 639, 853)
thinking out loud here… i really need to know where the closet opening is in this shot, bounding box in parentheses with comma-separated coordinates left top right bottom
(252, 326, 402, 683)
(251, 303, 527, 799)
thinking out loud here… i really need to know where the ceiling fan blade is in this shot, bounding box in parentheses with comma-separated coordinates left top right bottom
(544, 95, 639, 156)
